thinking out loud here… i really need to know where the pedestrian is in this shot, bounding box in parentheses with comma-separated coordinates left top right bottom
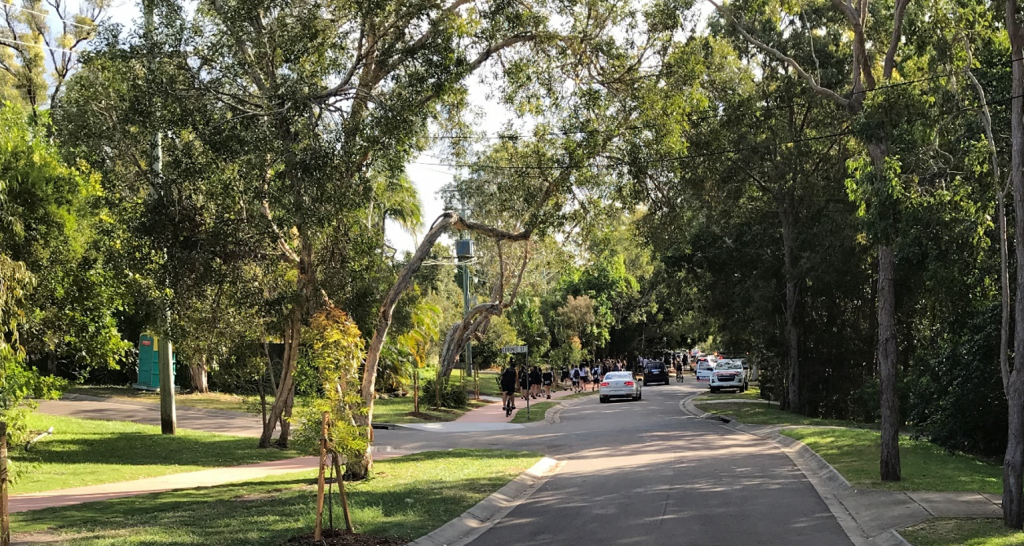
(591, 364, 601, 391)
(520, 365, 530, 400)
(529, 366, 542, 399)
(542, 367, 554, 399)
(500, 364, 517, 417)
(580, 365, 590, 391)
(571, 366, 581, 393)
(560, 366, 571, 390)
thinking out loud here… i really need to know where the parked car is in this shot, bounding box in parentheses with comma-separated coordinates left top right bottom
(642, 361, 670, 386)
(710, 360, 748, 393)
(599, 371, 642, 403)
(695, 359, 717, 382)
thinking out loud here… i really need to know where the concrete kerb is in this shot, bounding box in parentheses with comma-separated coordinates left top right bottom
(405, 457, 564, 546)
(681, 392, 869, 545)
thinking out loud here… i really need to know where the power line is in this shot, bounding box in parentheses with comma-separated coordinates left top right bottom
(0, 36, 73, 53)
(413, 91, 1024, 172)
(1, 1, 97, 30)
(424, 57, 1024, 143)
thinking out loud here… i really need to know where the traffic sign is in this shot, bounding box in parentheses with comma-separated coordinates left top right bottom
(501, 345, 528, 354)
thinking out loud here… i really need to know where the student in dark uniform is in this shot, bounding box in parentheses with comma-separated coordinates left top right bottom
(500, 364, 517, 416)
(529, 366, 542, 399)
(542, 367, 554, 399)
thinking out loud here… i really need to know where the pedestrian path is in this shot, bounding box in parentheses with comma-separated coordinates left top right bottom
(456, 387, 588, 424)
(11, 448, 416, 513)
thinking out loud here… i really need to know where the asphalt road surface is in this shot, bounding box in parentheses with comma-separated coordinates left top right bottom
(379, 380, 854, 546)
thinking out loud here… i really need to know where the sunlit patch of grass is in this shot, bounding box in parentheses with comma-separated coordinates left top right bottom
(901, 518, 1022, 546)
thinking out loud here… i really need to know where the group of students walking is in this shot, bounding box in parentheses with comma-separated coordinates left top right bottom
(498, 359, 632, 416)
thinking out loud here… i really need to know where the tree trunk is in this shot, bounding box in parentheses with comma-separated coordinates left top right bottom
(47, 351, 56, 376)
(877, 245, 901, 482)
(259, 304, 302, 448)
(0, 421, 9, 546)
(1005, 0, 1024, 527)
(1001, 191, 1013, 394)
(780, 198, 801, 413)
(190, 354, 210, 393)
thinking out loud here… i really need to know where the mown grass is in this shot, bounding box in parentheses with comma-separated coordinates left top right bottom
(66, 386, 252, 413)
(11, 449, 541, 546)
(782, 428, 1003, 494)
(372, 397, 489, 423)
(510, 402, 556, 424)
(693, 385, 764, 401)
(695, 402, 857, 427)
(12, 413, 298, 494)
(900, 518, 1023, 546)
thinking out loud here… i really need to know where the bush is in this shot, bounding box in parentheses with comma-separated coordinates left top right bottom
(421, 378, 468, 409)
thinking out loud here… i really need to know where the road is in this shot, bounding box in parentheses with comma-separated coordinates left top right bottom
(377, 379, 854, 546)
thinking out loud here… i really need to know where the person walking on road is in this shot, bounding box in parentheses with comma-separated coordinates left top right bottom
(591, 364, 601, 391)
(571, 366, 582, 393)
(542, 367, 554, 399)
(560, 366, 571, 390)
(520, 365, 530, 401)
(500, 364, 517, 417)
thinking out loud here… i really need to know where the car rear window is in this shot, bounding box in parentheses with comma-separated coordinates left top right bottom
(605, 372, 631, 380)
(698, 363, 714, 370)
(719, 363, 742, 370)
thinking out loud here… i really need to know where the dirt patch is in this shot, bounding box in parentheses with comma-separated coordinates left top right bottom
(404, 411, 445, 421)
(287, 531, 406, 546)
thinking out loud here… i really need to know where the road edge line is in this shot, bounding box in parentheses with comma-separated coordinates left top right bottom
(405, 456, 565, 546)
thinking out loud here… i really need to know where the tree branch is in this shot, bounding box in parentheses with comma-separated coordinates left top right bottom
(708, 0, 850, 108)
(883, 0, 911, 80)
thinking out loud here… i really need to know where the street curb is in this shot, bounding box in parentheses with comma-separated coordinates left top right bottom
(681, 391, 868, 545)
(692, 398, 780, 406)
(868, 530, 913, 546)
(405, 457, 564, 546)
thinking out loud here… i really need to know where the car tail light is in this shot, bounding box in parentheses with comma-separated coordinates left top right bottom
(624, 381, 634, 386)
(600, 382, 609, 387)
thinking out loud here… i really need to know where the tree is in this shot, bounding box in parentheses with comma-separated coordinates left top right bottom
(710, 0, 914, 482)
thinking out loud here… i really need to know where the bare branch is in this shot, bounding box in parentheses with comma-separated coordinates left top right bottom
(708, 0, 850, 108)
(883, 0, 911, 80)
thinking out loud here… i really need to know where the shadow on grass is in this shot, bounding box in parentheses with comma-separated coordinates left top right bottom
(12, 449, 541, 546)
(13, 432, 293, 469)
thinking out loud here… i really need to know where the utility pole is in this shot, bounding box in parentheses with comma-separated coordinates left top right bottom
(145, 0, 176, 434)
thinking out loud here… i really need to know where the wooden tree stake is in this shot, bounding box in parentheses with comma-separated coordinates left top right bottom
(332, 453, 355, 533)
(313, 412, 329, 540)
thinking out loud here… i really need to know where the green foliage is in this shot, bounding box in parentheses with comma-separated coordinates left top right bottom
(293, 308, 369, 469)
(421, 378, 469, 410)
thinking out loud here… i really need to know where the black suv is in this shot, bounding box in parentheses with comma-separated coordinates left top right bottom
(643, 361, 670, 386)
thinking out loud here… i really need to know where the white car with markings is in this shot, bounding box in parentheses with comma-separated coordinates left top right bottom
(695, 357, 717, 382)
(710, 360, 748, 393)
(599, 371, 642, 403)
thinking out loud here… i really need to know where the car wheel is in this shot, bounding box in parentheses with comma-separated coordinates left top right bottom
(710, 387, 719, 393)
(599, 396, 608, 403)
(741, 382, 748, 392)
(643, 381, 648, 387)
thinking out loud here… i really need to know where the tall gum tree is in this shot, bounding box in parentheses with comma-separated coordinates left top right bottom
(709, 0, 911, 481)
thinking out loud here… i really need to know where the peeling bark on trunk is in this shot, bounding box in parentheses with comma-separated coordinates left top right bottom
(877, 244, 901, 482)
(189, 354, 210, 393)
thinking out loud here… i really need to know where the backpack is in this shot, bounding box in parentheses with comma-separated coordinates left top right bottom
(572, 368, 580, 379)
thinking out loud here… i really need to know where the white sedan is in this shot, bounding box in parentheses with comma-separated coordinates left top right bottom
(599, 371, 642, 403)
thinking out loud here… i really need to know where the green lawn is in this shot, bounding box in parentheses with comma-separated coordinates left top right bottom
(372, 396, 489, 424)
(565, 390, 599, 400)
(11, 413, 298, 494)
(12, 449, 541, 546)
(900, 518, 1023, 546)
(448, 369, 503, 398)
(695, 402, 858, 427)
(782, 428, 1003, 494)
(510, 402, 556, 424)
(693, 385, 765, 401)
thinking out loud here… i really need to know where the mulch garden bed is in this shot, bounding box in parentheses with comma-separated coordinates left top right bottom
(288, 530, 407, 546)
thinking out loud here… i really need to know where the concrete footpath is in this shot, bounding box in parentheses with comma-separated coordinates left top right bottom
(395, 386, 591, 433)
(11, 448, 417, 513)
(683, 394, 1002, 546)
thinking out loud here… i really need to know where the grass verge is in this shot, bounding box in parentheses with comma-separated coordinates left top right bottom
(694, 402, 857, 427)
(900, 518, 1023, 546)
(693, 386, 764, 401)
(564, 390, 599, 400)
(12, 449, 541, 546)
(510, 402, 556, 424)
(66, 386, 251, 413)
(782, 428, 1003, 494)
(12, 413, 298, 494)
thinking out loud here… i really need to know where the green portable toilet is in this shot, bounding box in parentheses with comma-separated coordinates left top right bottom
(133, 333, 176, 391)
